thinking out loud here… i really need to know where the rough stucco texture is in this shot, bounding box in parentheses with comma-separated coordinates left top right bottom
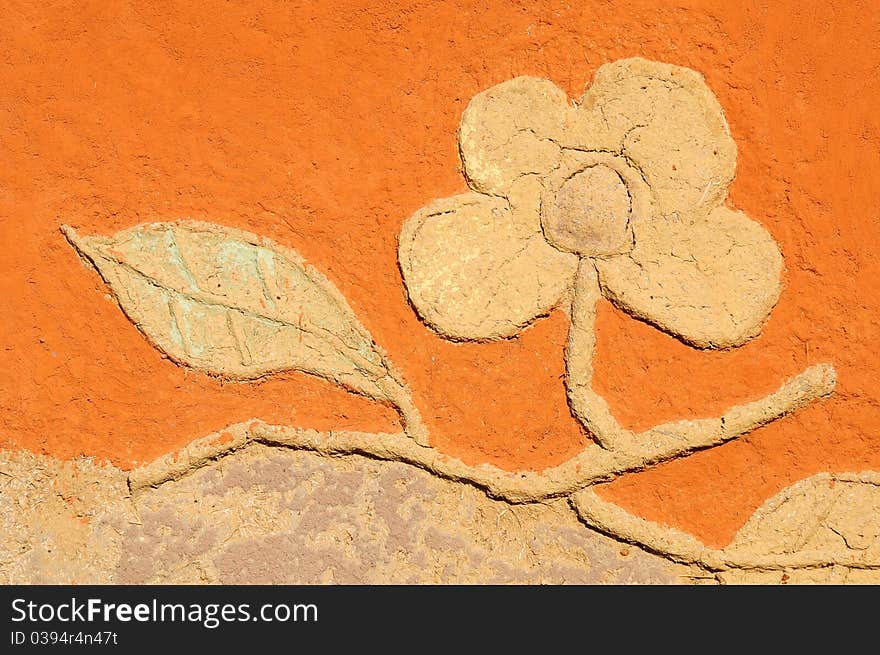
(2, 0, 880, 550)
(0, 447, 689, 584)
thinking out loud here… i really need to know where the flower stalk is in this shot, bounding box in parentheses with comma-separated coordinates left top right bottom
(564, 260, 837, 457)
(565, 259, 630, 450)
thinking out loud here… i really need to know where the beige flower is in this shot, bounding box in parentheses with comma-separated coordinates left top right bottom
(399, 58, 783, 350)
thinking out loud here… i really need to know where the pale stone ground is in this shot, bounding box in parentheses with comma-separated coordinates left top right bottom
(0, 445, 698, 584)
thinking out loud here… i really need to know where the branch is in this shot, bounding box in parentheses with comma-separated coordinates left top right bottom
(127, 360, 836, 503)
(564, 259, 837, 464)
(570, 487, 724, 568)
(570, 486, 880, 573)
(374, 372, 429, 447)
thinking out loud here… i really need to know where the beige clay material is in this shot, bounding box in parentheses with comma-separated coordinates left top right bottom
(542, 164, 633, 256)
(127, 359, 833, 504)
(402, 57, 781, 348)
(0, 446, 687, 584)
(51, 57, 856, 581)
(398, 180, 578, 341)
(573, 472, 880, 581)
(63, 221, 427, 445)
(2, 415, 871, 584)
(120, 411, 875, 580)
(576, 58, 738, 218)
(595, 203, 783, 349)
(398, 56, 821, 464)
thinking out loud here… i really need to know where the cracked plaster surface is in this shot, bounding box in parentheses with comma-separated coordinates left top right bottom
(4, 444, 877, 584)
(0, 446, 687, 585)
(8, 57, 864, 584)
(401, 58, 781, 349)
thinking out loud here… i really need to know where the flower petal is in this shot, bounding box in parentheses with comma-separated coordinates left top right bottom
(577, 58, 737, 218)
(459, 76, 573, 196)
(595, 205, 783, 348)
(399, 183, 578, 340)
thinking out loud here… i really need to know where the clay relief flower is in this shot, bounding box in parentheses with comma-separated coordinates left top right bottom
(399, 58, 832, 450)
(63, 56, 854, 575)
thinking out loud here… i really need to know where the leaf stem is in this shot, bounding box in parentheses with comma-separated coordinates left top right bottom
(377, 374, 429, 447)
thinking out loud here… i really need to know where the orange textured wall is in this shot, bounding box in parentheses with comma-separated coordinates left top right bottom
(2, 0, 879, 547)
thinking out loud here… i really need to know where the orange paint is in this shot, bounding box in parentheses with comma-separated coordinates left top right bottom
(211, 432, 235, 447)
(2, 0, 879, 547)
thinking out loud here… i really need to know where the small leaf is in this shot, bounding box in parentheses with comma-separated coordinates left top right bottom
(63, 221, 397, 401)
(723, 471, 880, 576)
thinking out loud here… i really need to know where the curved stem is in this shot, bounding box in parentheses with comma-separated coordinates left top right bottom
(127, 421, 876, 573)
(377, 374, 429, 447)
(570, 487, 724, 569)
(571, 485, 880, 573)
(566, 259, 629, 450)
(565, 258, 838, 462)
(127, 262, 838, 506)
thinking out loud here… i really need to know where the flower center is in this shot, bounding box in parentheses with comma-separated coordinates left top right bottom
(542, 164, 634, 257)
